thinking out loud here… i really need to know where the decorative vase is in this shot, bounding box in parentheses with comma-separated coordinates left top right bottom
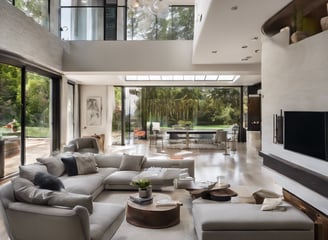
(321, 3, 328, 31)
(138, 185, 152, 198)
(290, 31, 307, 43)
(320, 16, 328, 31)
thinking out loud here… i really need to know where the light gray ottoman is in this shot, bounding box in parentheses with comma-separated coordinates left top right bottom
(192, 202, 314, 240)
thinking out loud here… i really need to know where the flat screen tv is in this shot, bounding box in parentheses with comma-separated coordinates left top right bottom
(284, 111, 328, 161)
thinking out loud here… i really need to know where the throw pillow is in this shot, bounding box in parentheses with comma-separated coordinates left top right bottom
(252, 189, 281, 204)
(61, 156, 78, 176)
(261, 197, 283, 211)
(119, 154, 144, 171)
(12, 177, 52, 205)
(36, 155, 65, 177)
(75, 155, 98, 175)
(19, 164, 48, 182)
(61, 155, 98, 176)
(33, 172, 65, 191)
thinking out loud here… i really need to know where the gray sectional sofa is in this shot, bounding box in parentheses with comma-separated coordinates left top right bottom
(0, 152, 195, 240)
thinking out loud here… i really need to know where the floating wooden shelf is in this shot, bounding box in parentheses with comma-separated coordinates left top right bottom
(262, 0, 327, 39)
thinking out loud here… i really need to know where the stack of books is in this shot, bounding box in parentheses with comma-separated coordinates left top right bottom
(129, 195, 153, 205)
(155, 199, 182, 207)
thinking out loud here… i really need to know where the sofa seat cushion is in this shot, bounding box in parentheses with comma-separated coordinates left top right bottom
(60, 173, 105, 196)
(104, 171, 139, 185)
(90, 202, 125, 240)
(193, 202, 313, 231)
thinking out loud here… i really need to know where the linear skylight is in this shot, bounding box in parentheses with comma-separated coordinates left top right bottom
(125, 74, 241, 82)
(205, 75, 218, 81)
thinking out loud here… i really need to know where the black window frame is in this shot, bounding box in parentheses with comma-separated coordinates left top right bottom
(0, 50, 61, 165)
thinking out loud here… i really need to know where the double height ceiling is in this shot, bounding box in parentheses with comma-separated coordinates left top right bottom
(64, 0, 293, 86)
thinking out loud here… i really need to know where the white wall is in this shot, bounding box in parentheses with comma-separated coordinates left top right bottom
(63, 40, 260, 73)
(0, 1, 65, 71)
(80, 85, 114, 151)
(261, 28, 328, 214)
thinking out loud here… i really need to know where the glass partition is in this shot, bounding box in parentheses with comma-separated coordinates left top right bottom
(61, 7, 104, 40)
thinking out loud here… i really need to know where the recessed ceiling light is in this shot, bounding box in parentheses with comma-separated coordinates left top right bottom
(242, 45, 248, 49)
(231, 6, 238, 10)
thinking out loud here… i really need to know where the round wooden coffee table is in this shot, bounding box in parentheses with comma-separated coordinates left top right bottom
(126, 193, 180, 229)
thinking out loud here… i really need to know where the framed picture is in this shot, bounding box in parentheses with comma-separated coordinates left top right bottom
(86, 96, 102, 126)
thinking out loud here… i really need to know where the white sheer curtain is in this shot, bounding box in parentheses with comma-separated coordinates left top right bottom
(106, 86, 115, 148)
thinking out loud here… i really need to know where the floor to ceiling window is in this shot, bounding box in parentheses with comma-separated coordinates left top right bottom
(0, 64, 21, 177)
(25, 71, 52, 164)
(124, 86, 242, 144)
(0, 60, 60, 178)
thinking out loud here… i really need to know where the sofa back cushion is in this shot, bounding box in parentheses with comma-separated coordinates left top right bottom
(19, 163, 48, 182)
(36, 155, 66, 177)
(119, 154, 145, 171)
(61, 155, 98, 176)
(12, 177, 93, 213)
(94, 154, 123, 168)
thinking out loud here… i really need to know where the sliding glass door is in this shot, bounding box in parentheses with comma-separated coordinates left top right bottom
(0, 61, 60, 178)
(0, 63, 22, 176)
(25, 71, 52, 164)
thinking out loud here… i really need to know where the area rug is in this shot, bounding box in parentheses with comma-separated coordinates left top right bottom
(95, 189, 197, 240)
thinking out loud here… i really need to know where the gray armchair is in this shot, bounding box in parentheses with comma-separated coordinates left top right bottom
(64, 137, 100, 154)
(0, 181, 125, 240)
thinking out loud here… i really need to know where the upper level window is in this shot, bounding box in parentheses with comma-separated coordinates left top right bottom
(127, 3, 194, 40)
(60, 0, 194, 40)
(11, 0, 49, 29)
(60, 0, 118, 40)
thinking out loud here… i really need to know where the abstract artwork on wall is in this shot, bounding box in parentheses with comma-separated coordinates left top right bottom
(86, 96, 101, 126)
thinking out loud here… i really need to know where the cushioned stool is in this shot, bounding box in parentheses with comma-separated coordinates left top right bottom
(192, 202, 314, 240)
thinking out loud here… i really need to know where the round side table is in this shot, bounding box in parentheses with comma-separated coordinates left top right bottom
(126, 193, 180, 229)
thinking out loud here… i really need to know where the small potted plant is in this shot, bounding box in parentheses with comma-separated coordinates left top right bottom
(130, 178, 152, 198)
(12, 121, 20, 132)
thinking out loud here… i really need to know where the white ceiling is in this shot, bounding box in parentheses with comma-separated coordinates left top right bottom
(65, 0, 292, 86)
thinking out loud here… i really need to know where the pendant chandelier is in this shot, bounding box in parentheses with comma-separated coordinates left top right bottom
(128, 0, 170, 18)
